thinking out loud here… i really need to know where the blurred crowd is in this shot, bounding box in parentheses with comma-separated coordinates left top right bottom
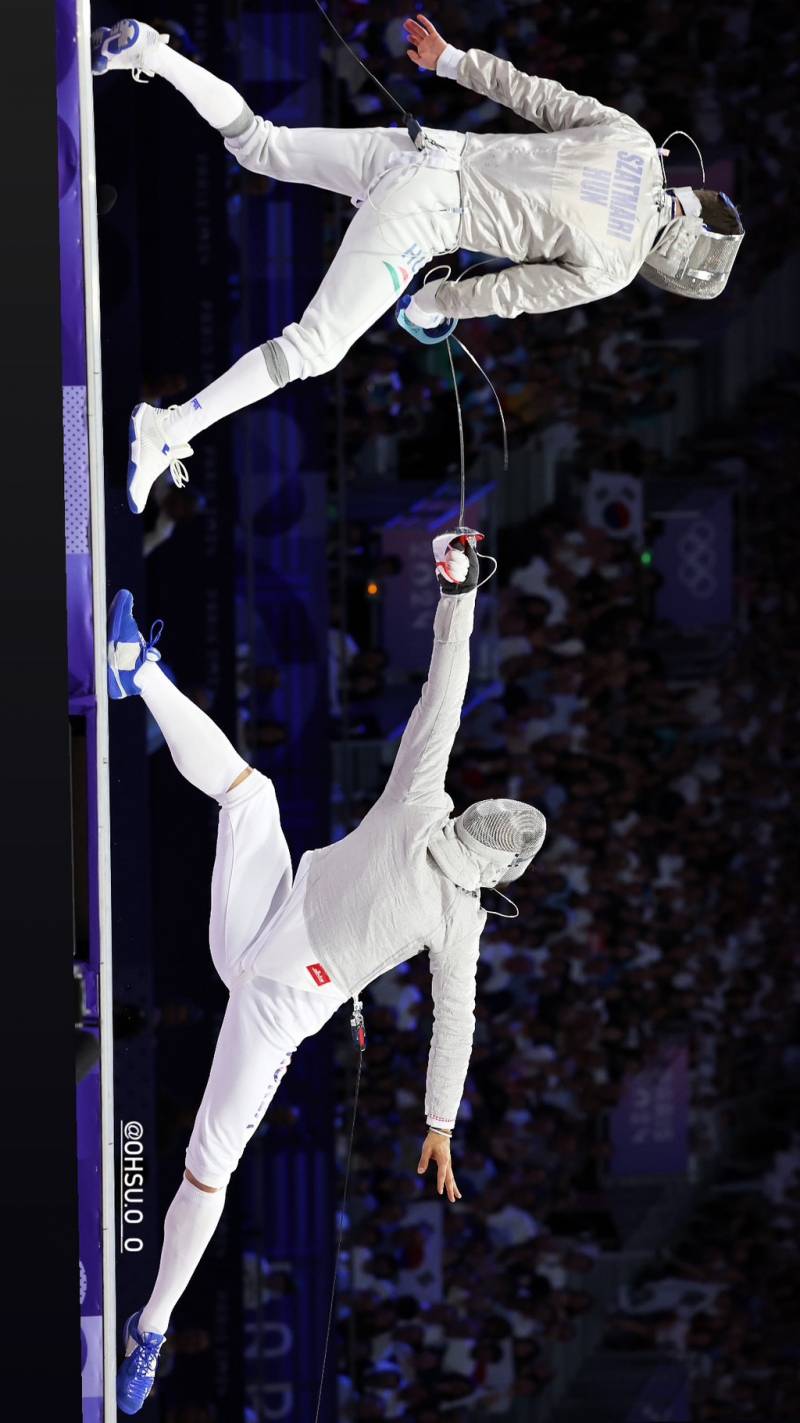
(336, 274, 691, 492)
(609, 1106, 800, 1422)
(332, 370, 800, 1419)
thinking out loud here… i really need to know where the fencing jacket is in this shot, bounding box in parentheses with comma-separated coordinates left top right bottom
(302, 592, 487, 1130)
(431, 45, 667, 321)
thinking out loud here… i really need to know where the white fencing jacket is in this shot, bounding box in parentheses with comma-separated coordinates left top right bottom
(302, 592, 487, 1130)
(431, 45, 667, 321)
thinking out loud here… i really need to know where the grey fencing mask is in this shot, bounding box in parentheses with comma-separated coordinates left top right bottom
(641, 192, 744, 300)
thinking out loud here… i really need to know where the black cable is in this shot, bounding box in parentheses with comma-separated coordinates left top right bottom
(311, 0, 408, 119)
(313, 1047, 364, 1423)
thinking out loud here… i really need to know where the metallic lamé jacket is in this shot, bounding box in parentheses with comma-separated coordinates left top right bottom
(433, 45, 668, 321)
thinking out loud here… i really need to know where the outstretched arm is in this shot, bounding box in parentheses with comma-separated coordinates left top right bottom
(415, 923, 482, 1205)
(405, 15, 632, 133)
(424, 929, 481, 1133)
(381, 540, 479, 808)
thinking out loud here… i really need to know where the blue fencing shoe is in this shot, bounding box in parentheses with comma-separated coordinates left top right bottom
(117, 1310, 166, 1415)
(396, 293, 458, 346)
(107, 589, 164, 701)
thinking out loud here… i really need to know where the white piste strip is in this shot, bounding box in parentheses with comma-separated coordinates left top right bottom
(75, 4, 118, 1412)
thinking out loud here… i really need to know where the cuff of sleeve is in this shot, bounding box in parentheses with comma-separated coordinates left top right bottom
(427, 1116, 456, 1130)
(433, 588, 477, 639)
(410, 280, 444, 315)
(436, 44, 466, 81)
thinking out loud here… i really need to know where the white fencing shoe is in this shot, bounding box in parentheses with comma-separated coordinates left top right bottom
(127, 403, 193, 516)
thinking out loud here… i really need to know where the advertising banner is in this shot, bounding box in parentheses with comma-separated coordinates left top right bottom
(610, 1045, 690, 1177)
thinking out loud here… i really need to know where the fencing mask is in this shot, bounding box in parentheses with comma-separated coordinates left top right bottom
(455, 799, 546, 886)
(641, 191, 744, 300)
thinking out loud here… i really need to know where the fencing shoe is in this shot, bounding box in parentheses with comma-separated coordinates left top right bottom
(116, 1310, 166, 1415)
(107, 589, 163, 700)
(91, 20, 170, 81)
(127, 403, 193, 515)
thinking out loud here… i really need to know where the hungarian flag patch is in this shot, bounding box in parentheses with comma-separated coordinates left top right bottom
(306, 963, 331, 987)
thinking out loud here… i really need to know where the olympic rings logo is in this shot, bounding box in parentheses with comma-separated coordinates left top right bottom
(677, 518, 718, 599)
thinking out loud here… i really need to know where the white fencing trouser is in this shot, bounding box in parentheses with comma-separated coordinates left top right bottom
(223, 119, 466, 382)
(184, 769, 348, 1189)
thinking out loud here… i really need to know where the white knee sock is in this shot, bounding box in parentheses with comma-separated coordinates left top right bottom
(138, 1178, 226, 1337)
(162, 347, 278, 445)
(134, 662, 248, 798)
(147, 44, 245, 131)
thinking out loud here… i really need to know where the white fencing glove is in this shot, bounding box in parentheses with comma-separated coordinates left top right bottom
(404, 278, 447, 329)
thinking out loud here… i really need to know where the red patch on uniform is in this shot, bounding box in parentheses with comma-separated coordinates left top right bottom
(306, 963, 331, 986)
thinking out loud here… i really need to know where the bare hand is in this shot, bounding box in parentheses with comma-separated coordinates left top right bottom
(405, 14, 447, 70)
(417, 1131, 462, 1203)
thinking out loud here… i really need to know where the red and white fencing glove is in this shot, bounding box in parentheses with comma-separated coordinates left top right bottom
(433, 534, 480, 595)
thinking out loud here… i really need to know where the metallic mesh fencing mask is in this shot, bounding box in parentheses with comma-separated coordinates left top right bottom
(641, 194, 744, 300)
(455, 799, 546, 882)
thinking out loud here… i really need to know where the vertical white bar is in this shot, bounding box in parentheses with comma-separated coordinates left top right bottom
(74, 5, 118, 1415)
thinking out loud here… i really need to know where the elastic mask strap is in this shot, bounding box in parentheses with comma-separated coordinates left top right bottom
(671, 186, 703, 218)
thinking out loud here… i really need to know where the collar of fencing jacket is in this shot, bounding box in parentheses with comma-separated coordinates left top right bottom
(428, 817, 510, 893)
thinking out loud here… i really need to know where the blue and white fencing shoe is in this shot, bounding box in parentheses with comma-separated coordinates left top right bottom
(91, 20, 170, 81)
(127, 402, 193, 515)
(396, 293, 458, 346)
(117, 1310, 166, 1415)
(107, 589, 164, 701)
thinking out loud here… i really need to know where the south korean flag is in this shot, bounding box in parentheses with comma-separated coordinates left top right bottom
(585, 470, 643, 543)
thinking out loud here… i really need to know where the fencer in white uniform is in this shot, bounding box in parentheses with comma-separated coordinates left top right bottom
(92, 14, 743, 517)
(107, 536, 545, 1408)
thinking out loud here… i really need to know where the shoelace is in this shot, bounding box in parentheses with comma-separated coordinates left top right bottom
(123, 1316, 164, 1383)
(163, 405, 192, 490)
(131, 31, 171, 84)
(167, 454, 191, 488)
(133, 1345, 158, 1378)
(141, 619, 164, 664)
(131, 1337, 162, 1378)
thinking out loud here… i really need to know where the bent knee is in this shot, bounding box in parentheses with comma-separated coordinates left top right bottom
(185, 1167, 224, 1193)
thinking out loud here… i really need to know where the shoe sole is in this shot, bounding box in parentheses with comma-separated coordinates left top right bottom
(92, 19, 141, 76)
(127, 403, 144, 514)
(117, 1309, 143, 1415)
(90, 27, 111, 74)
(107, 589, 135, 700)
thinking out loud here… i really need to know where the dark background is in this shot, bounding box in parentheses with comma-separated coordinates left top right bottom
(0, 0, 81, 1414)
